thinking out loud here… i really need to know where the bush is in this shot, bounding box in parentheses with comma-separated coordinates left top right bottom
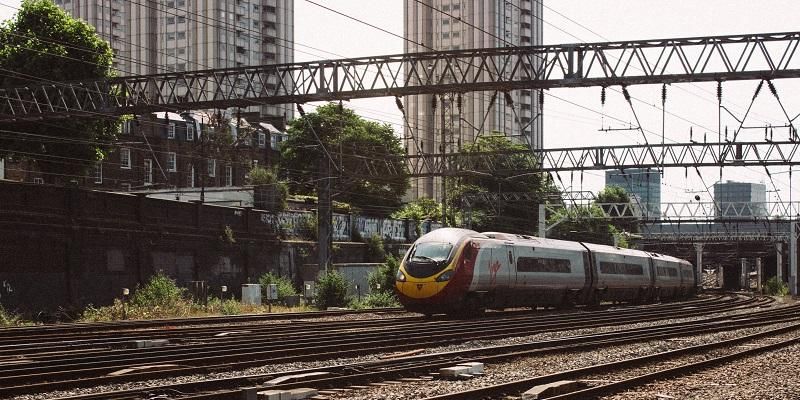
(299, 213, 318, 241)
(764, 277, 790, 296)
(129, 274, 186, 309)
(0, 304, 21, 327)
(81, 274, 192, 321)
(258, 272, 298, 302)
(349, 291, 400, 309)
(365, 233, 387, 262)
(314, 271, 349, 309)
(368, 255, 400, 294)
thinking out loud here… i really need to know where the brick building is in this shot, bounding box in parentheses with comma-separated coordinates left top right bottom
(2, 112, 288, 192)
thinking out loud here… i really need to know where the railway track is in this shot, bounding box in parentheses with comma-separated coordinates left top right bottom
(0, 294, 746, 352)
(45, 298, 799, 400)
(0, 307, 406, 340)
(0, 295, 773, 398)
(424, 309, 800, 399)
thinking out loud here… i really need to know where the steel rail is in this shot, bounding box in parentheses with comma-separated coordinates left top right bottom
(424, 318, 800, 400)
(63, 302, 800, 400)
(0, 297, 764, 396)
(0, 307, 406, 337)
(0, 295, 730, 352)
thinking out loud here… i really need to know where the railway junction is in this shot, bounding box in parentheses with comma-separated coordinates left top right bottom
(0, 295, 797, 399)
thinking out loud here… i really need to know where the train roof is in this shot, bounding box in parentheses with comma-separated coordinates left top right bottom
(417, 227, 486, 243)
(581, 242, 653, 258)
(480, 232, 587, 251)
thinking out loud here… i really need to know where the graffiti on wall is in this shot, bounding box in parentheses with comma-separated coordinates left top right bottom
(257, 210, 441, 243)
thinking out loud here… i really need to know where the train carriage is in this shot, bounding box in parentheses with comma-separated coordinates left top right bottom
(396, 228, 695, 315)
(652, 254, 685, 300)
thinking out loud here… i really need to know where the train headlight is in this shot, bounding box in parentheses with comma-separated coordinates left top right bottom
(436, 270, 453, 282)
(396, 270, 407, 282)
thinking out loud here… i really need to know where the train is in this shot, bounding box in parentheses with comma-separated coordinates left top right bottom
(395, 228, 696, 315)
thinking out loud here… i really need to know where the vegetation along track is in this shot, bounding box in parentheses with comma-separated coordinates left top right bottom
(44, 296, 798, 400)
(0, 295, 770, 397)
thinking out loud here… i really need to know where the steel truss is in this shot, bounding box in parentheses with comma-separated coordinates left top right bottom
(3, 31, 800, 119)
(395, 140, 800, 177)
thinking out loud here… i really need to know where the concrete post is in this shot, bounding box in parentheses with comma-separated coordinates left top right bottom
(776, 242, 784, 283)
(740, 258, 748, 291)
(538, 204, 546, 238)
(791, 221, 798, 296)
(756, 258, 762, 294)
(717, 264, 724, 288)
(694, 243, 704, 288)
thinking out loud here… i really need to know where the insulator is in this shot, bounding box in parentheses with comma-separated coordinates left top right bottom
(753, 80, 764, 100)
(601, 87, 607, 106)
(395, 97, 405, 113)
(457, 94, 462, 111)
(296, 104, 305, 116)
(488, 92, 497, 108)
(431, 96, 437, 112)
(622, 86, 631, 102)
(504, 92, 514, 107)
(661, 84, 667, 104)
(767, 80, 778, 98)
(539, 89, 544, 106)
(716, 81, 722, 102)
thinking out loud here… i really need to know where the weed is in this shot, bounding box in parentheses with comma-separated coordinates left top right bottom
(764, 277, 790, 296)
(314, 271, 349, 309)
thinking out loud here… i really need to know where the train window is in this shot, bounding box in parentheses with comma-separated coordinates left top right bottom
(599, 261, 644, 275)
(681, 270, 693, 278)
(656, 266, 679, 277)
(409, 242, 453, 263)
(517, 257, 571, 273)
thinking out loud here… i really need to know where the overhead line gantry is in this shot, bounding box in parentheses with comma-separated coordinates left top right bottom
(3, 31, 800, 119)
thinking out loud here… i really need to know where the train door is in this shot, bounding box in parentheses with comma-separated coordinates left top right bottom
(472, 241, 511, 289)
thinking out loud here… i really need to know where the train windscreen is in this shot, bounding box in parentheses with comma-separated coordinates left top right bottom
(405, 242, 453, 278)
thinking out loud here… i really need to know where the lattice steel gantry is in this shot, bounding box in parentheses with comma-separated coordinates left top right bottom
(3, 31, 800, 119)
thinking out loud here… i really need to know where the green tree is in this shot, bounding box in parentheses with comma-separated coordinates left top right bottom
(547, 185, 639, 247)
(448, 135, 560, 233)
(281, 103, 409, 216)
(0, 0, 117, 181)
(249, 165, 289, 212)
(595, 185, 640, 234)
(391, 197, 442, 221)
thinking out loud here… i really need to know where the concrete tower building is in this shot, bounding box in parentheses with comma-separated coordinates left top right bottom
(404, 0, 544, 200)
(54, 0, 294, 125)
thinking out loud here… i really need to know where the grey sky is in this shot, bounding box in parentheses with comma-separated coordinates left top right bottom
(2, 1, 799, 206)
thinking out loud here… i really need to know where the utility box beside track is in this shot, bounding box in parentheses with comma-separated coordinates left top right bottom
(241, 284, 262, 305)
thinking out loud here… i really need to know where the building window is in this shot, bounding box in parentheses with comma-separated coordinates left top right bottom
(120, 148, 131, 169)
(258, 132, 266, 148)
(187, 165, 195, 188)
(225, 165, 233, 186)
(168, 123, 176, 139)
(208, 159, 216, 177)
(144, 159, 153, 185)
(121, 119, 133, 135)
(186, 123, 195, 141)
(166, 152, 176, 172)
(94, 162, 103, 184)
(33, 177, 44, 184)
